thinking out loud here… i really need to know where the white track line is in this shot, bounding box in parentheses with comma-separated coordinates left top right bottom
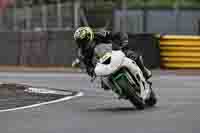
(0, 92, 84, 113)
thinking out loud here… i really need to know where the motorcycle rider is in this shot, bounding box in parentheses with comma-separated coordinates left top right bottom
(73, 26, 152, 85)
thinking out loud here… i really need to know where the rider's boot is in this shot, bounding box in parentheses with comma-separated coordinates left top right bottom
(136, 56, 152, 80)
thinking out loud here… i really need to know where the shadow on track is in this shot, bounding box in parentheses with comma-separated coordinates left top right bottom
(88, 106, 158, 113)
(89, 107, 136, 112)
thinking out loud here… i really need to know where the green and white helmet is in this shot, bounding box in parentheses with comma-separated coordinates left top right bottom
(74, 27, 94, 48)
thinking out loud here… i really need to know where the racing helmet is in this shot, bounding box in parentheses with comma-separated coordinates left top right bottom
(74, 27, 94, 49)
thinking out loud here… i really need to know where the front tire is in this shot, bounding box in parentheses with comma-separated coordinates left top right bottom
(111, 68, 146, 110)
(125, 85, 145, 110)
(145, 90, 157, 107)
(129, 96, 145, 110)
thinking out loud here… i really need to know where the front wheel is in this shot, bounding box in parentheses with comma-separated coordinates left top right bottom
(145, 90, 157, 107)
(125, 84, 145, 110)
(129, 96, 145, 110)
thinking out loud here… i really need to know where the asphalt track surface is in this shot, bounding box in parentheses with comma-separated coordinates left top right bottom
(1, 71, 200, 133)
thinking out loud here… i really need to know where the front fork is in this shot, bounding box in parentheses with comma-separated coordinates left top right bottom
(111, 67, 151, 101)
(110, 68, 138, 99)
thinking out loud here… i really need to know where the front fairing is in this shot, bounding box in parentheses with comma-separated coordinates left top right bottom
(94, 50, 125, 76)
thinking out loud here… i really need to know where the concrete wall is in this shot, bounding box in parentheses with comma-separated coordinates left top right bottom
(0, 31, 77, 66)
(47, 31, 76, 66)
(0, 31, 160, 69)
(0, 32, 19, 65)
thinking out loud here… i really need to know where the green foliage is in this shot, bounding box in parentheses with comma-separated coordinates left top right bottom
(14, 0, 200, 8)
(125, 0, 200, 8)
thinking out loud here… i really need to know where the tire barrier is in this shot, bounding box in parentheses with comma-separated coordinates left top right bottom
(159, 35, 200, 69)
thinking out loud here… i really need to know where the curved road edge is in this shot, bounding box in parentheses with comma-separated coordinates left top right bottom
(0, 83, 84, 113)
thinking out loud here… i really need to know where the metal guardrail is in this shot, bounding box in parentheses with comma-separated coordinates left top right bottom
(159, 35, 200, 68)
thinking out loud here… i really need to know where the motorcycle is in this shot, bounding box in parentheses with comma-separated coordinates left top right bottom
(72, 49, 157, 110)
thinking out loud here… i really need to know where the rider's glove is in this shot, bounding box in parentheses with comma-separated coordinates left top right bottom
(72, 58, 81, 67)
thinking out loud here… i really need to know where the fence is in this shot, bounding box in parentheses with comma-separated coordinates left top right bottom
(2, 2, 73, 31)
(114, 8, 200, 35)
(0, 1, 115, 31)
(3, 2, 200, 35)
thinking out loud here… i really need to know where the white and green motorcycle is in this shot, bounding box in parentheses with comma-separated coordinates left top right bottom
(72, 46, 157, 110)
